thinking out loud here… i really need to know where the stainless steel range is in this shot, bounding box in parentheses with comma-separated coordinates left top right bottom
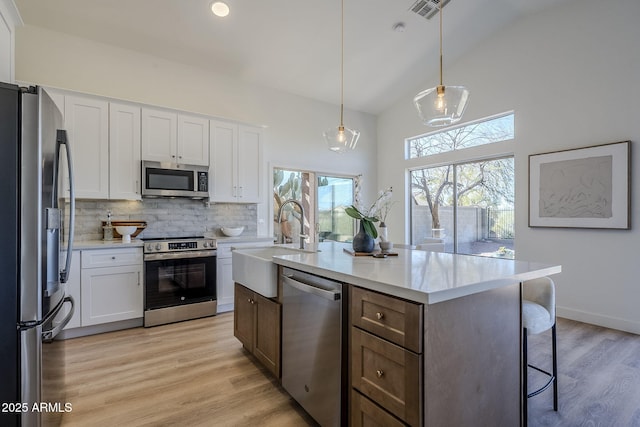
(143, 236, 217, 327)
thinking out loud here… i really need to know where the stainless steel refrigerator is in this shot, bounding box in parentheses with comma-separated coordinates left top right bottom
(0, 82, 76, 427)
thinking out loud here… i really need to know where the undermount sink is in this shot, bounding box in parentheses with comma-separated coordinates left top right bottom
(232, 246, 314, 298)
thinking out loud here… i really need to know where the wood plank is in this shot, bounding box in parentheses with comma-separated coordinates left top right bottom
(59, 313, 315, 427)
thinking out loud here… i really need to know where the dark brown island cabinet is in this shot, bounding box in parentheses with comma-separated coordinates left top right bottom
(233, 283, 281, 378)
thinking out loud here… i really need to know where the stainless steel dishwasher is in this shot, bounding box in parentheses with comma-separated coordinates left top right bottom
(281, 267, 344, 427)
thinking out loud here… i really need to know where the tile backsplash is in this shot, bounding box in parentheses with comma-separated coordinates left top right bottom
(70, 199, 257, 241)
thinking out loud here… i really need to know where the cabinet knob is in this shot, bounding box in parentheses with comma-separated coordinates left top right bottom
(376, 312, 384, 320)
(376, 370, 384, 378)
(111, 256, 116, 260)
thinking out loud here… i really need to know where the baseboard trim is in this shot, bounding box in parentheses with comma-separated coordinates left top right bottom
(557, 306, 640, 335)
(58, 318, 143, 339)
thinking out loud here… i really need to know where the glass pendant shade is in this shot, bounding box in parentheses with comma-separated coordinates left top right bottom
(325, 0, 359, 153)
(324, 124, 360, 153)
(414, 84, 470, 127)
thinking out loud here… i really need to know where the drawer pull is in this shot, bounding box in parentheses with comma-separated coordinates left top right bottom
(376, 312, 384, 320)
(376, 369, 384, 378)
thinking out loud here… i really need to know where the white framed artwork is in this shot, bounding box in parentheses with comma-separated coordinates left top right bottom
(528, 141, 631, 229)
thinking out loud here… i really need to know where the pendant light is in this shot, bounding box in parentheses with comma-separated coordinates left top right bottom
(414, 0, 469, 127)
(324, 0, 360, 153)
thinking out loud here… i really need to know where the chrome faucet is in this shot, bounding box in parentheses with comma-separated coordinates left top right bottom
(277, 199, 307, 249)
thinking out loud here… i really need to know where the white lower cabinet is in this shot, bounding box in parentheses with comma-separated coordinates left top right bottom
(79, 248, 143, 327)
(216, 240, 272, 312)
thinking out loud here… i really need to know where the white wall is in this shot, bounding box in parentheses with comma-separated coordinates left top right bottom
(0, 0, 21, 82)
(378, 0, 640, 334)
(15, 25, 378, 237)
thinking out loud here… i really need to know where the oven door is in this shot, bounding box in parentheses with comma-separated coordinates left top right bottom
(144, 251, 216, 310)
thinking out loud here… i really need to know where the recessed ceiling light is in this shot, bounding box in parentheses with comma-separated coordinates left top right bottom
(211, 1, 230, 17)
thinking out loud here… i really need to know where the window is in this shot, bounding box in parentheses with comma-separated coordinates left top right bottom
(273, 168, 354, 243)
(408, 113, 515, 258)
(407, 113, 514, 159)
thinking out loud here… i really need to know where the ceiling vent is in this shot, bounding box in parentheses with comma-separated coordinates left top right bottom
(409, 0, 452, 20)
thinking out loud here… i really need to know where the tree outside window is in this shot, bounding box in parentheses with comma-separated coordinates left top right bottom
(408, 113, 515, 258)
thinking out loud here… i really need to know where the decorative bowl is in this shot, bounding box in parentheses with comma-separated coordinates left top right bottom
(221, 226, 244, 237)
(115, 225, 137, 242)
(102, 220, 147, 238)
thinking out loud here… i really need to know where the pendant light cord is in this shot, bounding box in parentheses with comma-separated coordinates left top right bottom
(340, 0, 345, 127)
(439, 0, 443, 87)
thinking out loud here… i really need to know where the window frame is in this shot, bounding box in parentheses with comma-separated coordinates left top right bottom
(271, 164, 357, 243)
(405, 112, 516, 254)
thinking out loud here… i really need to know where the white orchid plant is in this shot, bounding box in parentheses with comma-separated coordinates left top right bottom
(345, 187, 393, 239)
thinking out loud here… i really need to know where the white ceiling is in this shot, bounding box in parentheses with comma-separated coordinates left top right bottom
(14, 0, 565, 115)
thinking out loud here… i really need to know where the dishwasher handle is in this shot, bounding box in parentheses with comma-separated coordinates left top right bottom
(282, 275, 341, 301)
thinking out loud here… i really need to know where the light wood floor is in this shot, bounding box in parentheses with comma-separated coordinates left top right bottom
(59, 312, 315, 427)
(59, 314, 640, 426)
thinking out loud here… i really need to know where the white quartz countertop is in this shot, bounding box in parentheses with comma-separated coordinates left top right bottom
(214, 235, 274, 245)
(73, 235, 272, 250)
(271, 241, 561, 304)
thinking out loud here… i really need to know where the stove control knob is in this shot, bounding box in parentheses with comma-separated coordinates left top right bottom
(155, 243, 162, 251)
(203, 241, 209, 248)
(146, 244, 154, 251)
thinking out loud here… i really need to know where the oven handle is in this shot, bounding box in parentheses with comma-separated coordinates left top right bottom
(144, 250, 217, 261)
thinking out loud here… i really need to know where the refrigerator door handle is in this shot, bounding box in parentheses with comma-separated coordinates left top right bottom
(42, 296, 75, 342)
(57, 129, 75, 283)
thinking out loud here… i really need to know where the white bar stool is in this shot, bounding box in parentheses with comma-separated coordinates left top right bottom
(522, 277, 558, 425)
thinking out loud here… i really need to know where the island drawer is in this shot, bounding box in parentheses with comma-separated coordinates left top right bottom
(351, 389, 407, 427)
(350, 286, 423, 353)
(351, 327, 422, 426)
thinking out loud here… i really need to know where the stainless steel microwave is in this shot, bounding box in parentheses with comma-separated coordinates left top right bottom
(142, 161, 209, 199)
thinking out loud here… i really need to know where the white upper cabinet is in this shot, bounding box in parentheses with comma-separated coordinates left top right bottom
(109, 103, 141, 200)
(209, 120, 237, 202)
(237, 125, 262, 203)
(209, 120, 262, 203)
(64, 95, 110, 199)
(141, 108, 177, 163)
(178, 114, 209, 166)
(142, 108, 209, 166)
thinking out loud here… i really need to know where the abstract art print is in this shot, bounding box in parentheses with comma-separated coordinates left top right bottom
(529, 141, 630, 229)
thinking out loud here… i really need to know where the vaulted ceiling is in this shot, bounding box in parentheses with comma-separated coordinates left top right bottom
(15, 0, 566, 114)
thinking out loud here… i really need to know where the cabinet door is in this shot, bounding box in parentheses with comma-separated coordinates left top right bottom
(141, 108, 177, 163)
(237, 125, 262, 203)
(209, 120, 238, 202)
(178, 114, 209, 166)
(351, 327, 422, 426)
(64, 95, 109, 199)
(109, 103, 141, 200)
(254, 293, 281, 378)
(81, 265, 143, 326)
(351, 390, 406, 427)
(233, 283, 255, 351)
(216, 256, 234, 311)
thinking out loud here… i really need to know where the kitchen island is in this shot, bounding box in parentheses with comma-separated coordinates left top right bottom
(269, 241, 561, 426)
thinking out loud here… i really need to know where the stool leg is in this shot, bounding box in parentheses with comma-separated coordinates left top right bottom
(523, 327, 528, 426)
(552, 323, 558, 411)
